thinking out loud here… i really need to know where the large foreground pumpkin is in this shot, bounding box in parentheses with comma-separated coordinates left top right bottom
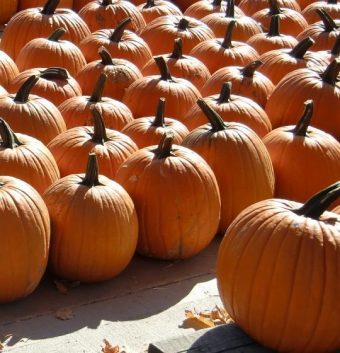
(217, 182, 340, 352)
(116, 132, 221, 260)
(0, 176, 50, 303)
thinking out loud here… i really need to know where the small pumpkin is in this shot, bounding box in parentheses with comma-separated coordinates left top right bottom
(138, 0, 182, 24)
(302, 0, 340, 24)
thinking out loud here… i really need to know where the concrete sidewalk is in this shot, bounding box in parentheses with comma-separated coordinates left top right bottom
(0, 238, 222, 353)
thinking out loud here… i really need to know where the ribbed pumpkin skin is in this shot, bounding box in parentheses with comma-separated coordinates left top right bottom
(333, 205, 340, 214)
(19, 0, 73, 10)
(239, 0, 301, 15)
(43, 172, 138, 282)
(217, 199, 340, 353)
(0, 51, 19, 90)
(182, 123, 274, 233)
(115, 144, 221, 259)
(184, 1, 243, 20)
(0, 176, 50, 303)
(138, 0, 182, 24)
(73, 0, 92, 12)
(302, 2, 340, 24)
(0, 1, 18, 25)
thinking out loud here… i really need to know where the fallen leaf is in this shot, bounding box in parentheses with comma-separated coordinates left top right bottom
(101, 339, 126, 353)
(55, 307, 74, 320)
(54, 279, 80, 294)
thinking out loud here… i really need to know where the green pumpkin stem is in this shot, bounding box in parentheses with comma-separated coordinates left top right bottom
(294, 182, 340, 219)
(268, 0, 282, 15)
(321, 58, 340, 86)
(151, 98, 166, 127)
(240, 60, 263, 78)
(316, 9, 338, 32)
(197, 98, 226, 132)
(155, 131, 174, 159)
(155, 56, 172, 81)
(217, 82, 232, 104)
(178, 18, 190, 30)
(41, 0, 60, 15)
(169, 38, 183, 59)
(0, 119, 22, 149)
(89, 73, 107, 102)
(268, 15, 280, 37)
(48, 27, 66, 41)
(14, 75, 39, 103)
(221, 20, 236, 49)
(143, 0, 155, 9)
(102, 0, 113, 6)
(39, 67, 69, 80)
(289, 37, 315, 59)
(81, 153, 101, 187)
(226, 0, 235, 18)
(109, 18, 131, 42)
(91, 107, 108, 145)
(331, 34, 340, 56)
(99, 46, 114, 65)
(293, 100, 313, 137)
(212, 0, 223, 6)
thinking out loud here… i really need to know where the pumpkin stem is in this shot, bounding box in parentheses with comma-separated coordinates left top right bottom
(212, 0, 223, 6)
(320, 58, 340, 86)
(89, 73, 107, 103)
(81, 153, 102, 187)
(221, 20, 236, 49)
(294, 181, 340, 219)
(197, 98, 226, 132)
(169, 38, 183, 59)
(91, 106, 108, 145)
(151, 98, 166, 127)
(289, 37, 314, 59)
(268, 0, 282, 15)
(217, 82, 232, 104)
(41, 0, 60, 15)
(154, 131, 174, 159)
(48, 27, 66, 42)
(225, 0, 235, 18)
(328, 0, 337, 3)
(240, 60, 263, 78)
(39, 67, 69, 80)
(331, 34, 340, 56)
(0, 119, 22, 149)
(102, 0, 113, 6)
(14, 75, 39, 103)
(316, 9, 338, 32)
(143, 0, 155, 9)
(109, 18, 131, 43)
(99, 46, 114, 65)
(178, 18, 190, 30)
(293, 100, 313, 137)
(155, 56, 173, 81)
(268, 15, 280, 37)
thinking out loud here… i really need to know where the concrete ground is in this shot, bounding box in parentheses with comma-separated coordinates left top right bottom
(0, 238, 223, 353)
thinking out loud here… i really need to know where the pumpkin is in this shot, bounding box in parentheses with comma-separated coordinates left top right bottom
(333, 204, 340, 213)
(79, 18, 153, 69)
(216, 181, 340, 353)
(0, 176, 50, 303)
(15, 27, 87, 77)
(137, 0, 182, 24)
(182, 99, 274, 233)
(314, 32, 340, 63)
(0, 119, 60, 195)
(0, 75, 66, 144)
(115, 131, 221, 259)
(141, 38, 211, 90)
(43, 153, 138, 282)
(0, 1, 18, 25)
(184, 0, 234, 19)
(246, 14, 298, 54)
(19, 0, 73, 10)
(239, 0, 301, 15)
(189, 20, 259, 74)
(140, 15, 215, 56)
(183, 82, 272, 137)
(265, 59, 340, 138)
(302, 0, 340, 24)
(47, 106, 138, 178)
(8, 67, 82, 107)
(79, 0, 146, 33)
(0, 0, 90, 60)
(263, 100, 340, 202)
(73, 0, 92, 12)
(0, 51, 19, 90)
(121, 97, 189, 148)
(123, 56, 201, 121)
(58, 73, 134, 130)
(202, 60, 275, 108)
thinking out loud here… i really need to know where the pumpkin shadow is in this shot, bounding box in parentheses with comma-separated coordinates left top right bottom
(0, 237, 220, 346)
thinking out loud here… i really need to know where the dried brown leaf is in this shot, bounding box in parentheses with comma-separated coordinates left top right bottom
(54, 279, 80, 294)
(101, 339, 126, 353)
(55, 307, 74, 320)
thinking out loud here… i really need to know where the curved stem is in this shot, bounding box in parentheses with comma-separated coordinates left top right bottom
(316, 9, 338, 32)
(212, 0, 223, 6)
(39, 67, 69, 80)
(320, 58, 340, 86)
(217, 82, 232, 104)
(41, 0, 60, 15)
(268, 14, 280, 37)
(143, 0, 155, 9)
(197, 98, 226, 132)
(225, 0, 235, 18)
(169, 38, 183, 59)
(99, 46, 114, 65)
(48, 27, 66, 42)
(294, 181, 340, 219)
(81, 153, 102, 187)
(91, 107, 108, 145)
(178, 18, 189, 30)
(289, 37, 314, 59)
(268, 0, 282, 15)
(155, 56, 172, 81)
(151, 98, 166, 127)
(14, 75, 39, 103)
(327, 0, 337, 3)
(154, 131, 174, 159)
(240, 60, 263, 78)
(102, 0, 113, 5)
(0, 119, 22, 149)
(89, 73, 107, 103)
(293, 100, 313, 137)
(221, 20, 236, 49)
(331, 34, 340, 56)
(109, 18, 131, 43)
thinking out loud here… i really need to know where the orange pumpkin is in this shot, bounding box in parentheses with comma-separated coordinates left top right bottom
(19, 0, 73, 10)
(184, 0, 234, 19)
(217, 182, 340, 353)
(0, 1, 18, 25)
(314, 33, 340, 64)
(333, 204, 340, 214)
(73, 0, 92, 12)
(0, 176, 50, 303)
(116, 131, 221, 259)
(43, 153, 138, 282)
(0, 51, 19, 90)
(138, 0, 182, 24)
(302, 0, 340, 24)
(239, 0, 301, 15)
